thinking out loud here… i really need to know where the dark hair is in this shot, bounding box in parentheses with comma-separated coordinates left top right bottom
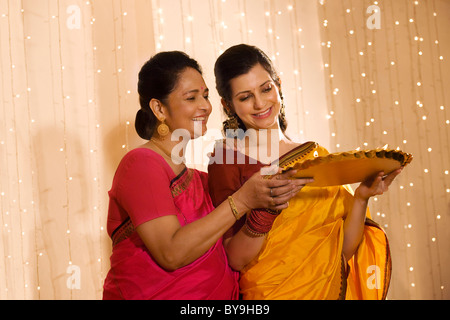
(214, 44, 287, 134)
(135, 51, 202, 140)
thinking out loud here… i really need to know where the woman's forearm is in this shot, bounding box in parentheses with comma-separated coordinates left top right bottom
(137, 192, 249, 271)
(224, 227, 265, 271)
(168, 200, 244, 268)
(342, 197, 368, 261)
(343, 168, 403, 261)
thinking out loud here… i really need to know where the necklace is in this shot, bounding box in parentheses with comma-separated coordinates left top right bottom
(150, 138, 185, 164)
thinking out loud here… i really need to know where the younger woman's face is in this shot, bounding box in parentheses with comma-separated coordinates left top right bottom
(164, 67, 212, 138)
(228, 63, 281, 131)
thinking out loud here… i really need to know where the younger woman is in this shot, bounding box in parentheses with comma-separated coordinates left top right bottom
(208, 44, 401, 299)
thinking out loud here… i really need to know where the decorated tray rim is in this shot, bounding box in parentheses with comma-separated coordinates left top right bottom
(281, 148, 413, 172)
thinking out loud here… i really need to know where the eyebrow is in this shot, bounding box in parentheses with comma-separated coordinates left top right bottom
(234, 80, 272, 97)
(183, 88, 209, 96)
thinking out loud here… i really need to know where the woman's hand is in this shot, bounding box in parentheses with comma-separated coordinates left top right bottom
(355, 168, 403, 201)
(233, 168, 314, 213)
(343, 167, 403, 261)
(224, 168, 313, 271)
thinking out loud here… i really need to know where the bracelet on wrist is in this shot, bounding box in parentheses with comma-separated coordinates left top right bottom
(245, 209, 279, 236)
(228, 196, 241, 220)
(243, 222, 267, 238)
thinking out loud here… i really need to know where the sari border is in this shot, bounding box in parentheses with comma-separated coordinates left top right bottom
(170, 167, 194, 197)
(278, 141, 318, 168)
(111, 217, 135, 247)
(364, 218, 392, 300)
(338, 254, 349, 300)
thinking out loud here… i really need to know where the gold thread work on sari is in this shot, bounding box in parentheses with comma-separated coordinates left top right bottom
(171, 169, 194, 197)
(112, 218, 134, 247)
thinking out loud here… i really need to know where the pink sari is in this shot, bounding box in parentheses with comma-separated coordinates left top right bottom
(103, 159, 239, 300)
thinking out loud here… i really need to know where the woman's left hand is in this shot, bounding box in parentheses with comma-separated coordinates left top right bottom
(355, 167, 403, 201)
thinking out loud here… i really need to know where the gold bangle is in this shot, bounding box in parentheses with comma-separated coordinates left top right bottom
(228, 196, 240, 220)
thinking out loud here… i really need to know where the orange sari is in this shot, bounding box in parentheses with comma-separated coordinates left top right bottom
(208, 141, 391, 300)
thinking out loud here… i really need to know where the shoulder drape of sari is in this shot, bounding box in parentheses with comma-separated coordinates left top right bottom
(104, 153, 239, 300)
(208, 141, 391, 300)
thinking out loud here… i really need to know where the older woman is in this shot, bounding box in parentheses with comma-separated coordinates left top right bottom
(208, 44, 401, 300)
(102, 51, 303, 300)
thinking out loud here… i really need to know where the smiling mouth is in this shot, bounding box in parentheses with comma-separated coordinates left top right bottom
(252, 107, 272, 118)
(192, 116, 207, 122)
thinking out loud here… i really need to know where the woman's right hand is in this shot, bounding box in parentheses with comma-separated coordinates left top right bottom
(233, 168, 314, 213)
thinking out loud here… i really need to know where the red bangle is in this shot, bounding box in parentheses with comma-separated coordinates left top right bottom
(245, 209, 279, 236)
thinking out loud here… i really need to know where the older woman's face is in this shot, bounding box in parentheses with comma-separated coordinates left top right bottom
(228, 63, 282, 131)
(164, 67, 212, 138)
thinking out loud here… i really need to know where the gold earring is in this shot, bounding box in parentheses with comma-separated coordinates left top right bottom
(280, 100, 286, 121)
(224, 115, 240, 131)
(157, 120, 170, 137)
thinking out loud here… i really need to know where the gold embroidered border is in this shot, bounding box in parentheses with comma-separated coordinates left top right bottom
(112, 218, 135, 247)
(278, 141, 318, 169)
(171, 168, 194, 197)
(338, 254, 349, 300)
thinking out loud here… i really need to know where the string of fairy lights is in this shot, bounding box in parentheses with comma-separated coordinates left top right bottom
(112, 0, 125, 151)
(319, 0, 447, 298)
(425, 0, 446, 296)
(0, 4, 7, 297)
(406, 0, 444, 298)
(428, 0, 450, 217)
(2, 0, 34, 299)
(55, 0, 75, 300)
(413, 1, 444, 298)
(290, 3, 307, 138)
(237, 0, 249, 44)
(0, 0, 448, 299)
(19, 0, 40, 299)
(2, 0, 24, 298)
(319, 2, 339, 152)
(385, 0, 416, 296)
(86, 0, 105, 297)
(405, 0, 430, 295)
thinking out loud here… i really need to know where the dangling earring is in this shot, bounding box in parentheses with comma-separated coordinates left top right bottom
(157, 120, 170, 138)
(223, 101, 240, 131)
(226, 115, 240, 130)
(279, 99, 286, 122)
